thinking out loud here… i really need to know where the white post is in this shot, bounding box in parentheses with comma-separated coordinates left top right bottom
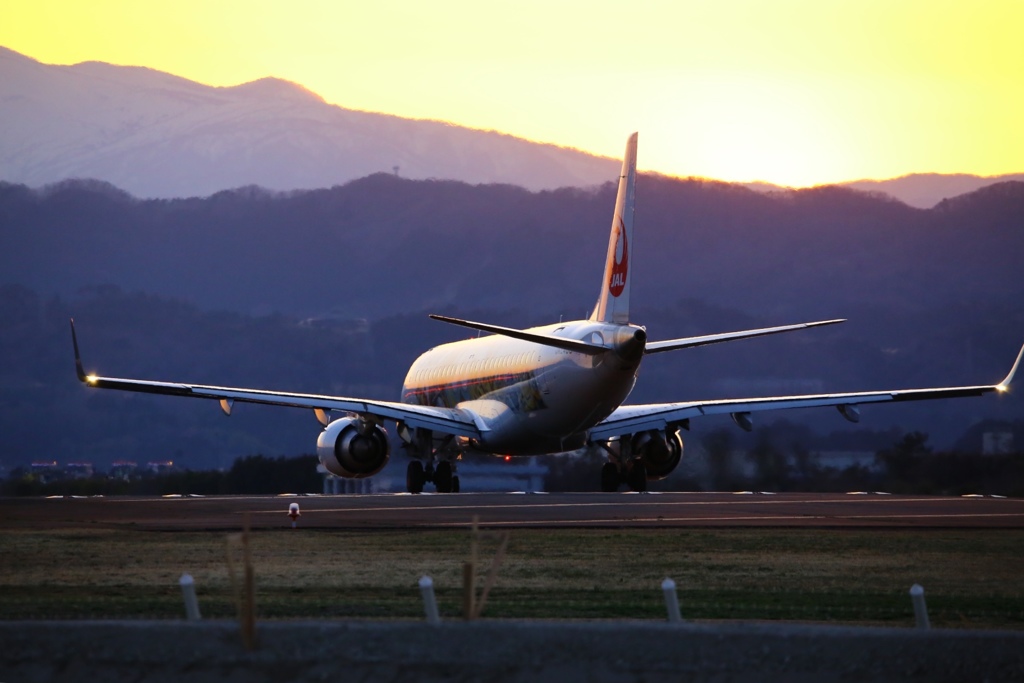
(419, 575, 441, 625)
(910, 584, 930, 629)
(662, 578, 682, 623)
(179, 573, 201, 621)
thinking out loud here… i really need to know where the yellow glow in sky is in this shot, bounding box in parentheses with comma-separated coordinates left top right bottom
(2, 0, 1022, 186)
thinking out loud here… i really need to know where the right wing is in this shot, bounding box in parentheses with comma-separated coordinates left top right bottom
(71, 320, 482, 438)
(590, 342, 1024, 440)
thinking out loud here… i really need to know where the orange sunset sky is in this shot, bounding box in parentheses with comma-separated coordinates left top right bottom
(1, 0, 1021, 186)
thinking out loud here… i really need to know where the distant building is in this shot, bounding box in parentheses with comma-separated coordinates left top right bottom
(147, 461, 176, 474)
(31, 461, 61, 483)
(982, 432, 1014, 455)
(110, 461, 138, 480)
(65, 462, 94, 479)
(815, 451, 880, 473)
(451, 460, 549, 492)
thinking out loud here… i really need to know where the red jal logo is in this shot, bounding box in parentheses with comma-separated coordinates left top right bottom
(608, 218, 628, 298)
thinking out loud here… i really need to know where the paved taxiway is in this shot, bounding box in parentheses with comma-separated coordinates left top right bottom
(4, 491, 1023, 530)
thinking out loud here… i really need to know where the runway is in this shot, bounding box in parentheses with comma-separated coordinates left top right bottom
(5, 491, 1023, 530)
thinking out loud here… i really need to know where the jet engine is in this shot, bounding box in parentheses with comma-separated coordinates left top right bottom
(631, 428, 684, 480)
(316, 417, 390, 478)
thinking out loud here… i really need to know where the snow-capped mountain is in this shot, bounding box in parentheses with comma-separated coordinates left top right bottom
(0, 46, 618, 198)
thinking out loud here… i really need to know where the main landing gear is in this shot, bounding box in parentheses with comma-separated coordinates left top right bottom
(405, 459, 460, 494)
(406, 461, 425, 494)
(598, 438, 648, 493)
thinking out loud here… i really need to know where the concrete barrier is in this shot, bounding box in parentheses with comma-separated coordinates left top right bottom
(1, 620, 1022, 682)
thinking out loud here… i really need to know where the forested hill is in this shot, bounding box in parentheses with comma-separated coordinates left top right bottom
(1, 175, 1022, 322)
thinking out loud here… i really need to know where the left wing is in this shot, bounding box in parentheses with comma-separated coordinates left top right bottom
(589, 343, 1024, 440)
(70, 320, 482, 438)
(644, 318, 845, 354)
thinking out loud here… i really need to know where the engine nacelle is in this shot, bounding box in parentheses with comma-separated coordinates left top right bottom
(632, 428, 684, 480)
(316, 417, 390, 479)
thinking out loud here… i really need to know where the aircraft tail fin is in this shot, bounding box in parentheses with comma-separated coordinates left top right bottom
(590, 133, 638, 324)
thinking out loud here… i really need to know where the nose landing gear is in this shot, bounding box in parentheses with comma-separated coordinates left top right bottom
(403, 427, 461, 493)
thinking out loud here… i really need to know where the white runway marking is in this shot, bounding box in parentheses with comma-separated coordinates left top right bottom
(436, 512, 1024, 526)
(242, 495, 1022, 515)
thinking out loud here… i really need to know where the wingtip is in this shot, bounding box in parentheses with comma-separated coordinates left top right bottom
(70, 318, 87, 382)
(997, 342, 1024, 391)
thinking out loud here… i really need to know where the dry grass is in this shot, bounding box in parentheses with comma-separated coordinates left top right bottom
(1, 527, 1022, 627)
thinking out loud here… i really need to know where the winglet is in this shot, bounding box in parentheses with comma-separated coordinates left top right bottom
(70, 318, 89, 382)
(70, 319, 98, 385)
(997, 342, 1024, 392)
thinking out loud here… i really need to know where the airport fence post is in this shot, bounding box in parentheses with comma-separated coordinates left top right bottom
(419, 575, 441, 625)
(662, 578, 682, 623)
(909, 584, 930, 629)
(462, 562, 476, 619)
(462, 516, 510, 619)
(225, 513, 258, 650)
(474, 530, 509, 619)
(464, 517, 479, 620)
(179, 573, 202, 620)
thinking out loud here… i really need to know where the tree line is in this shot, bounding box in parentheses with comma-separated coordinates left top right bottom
(8, 430, 1022, 497)
(544, 430, 1024, 497)
(2, 454, 322, 497)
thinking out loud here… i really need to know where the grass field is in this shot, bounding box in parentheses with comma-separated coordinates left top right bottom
(1, 527, 1022, 628)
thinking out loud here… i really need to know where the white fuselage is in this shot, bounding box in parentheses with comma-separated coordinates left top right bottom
(401, 320, 645, 454)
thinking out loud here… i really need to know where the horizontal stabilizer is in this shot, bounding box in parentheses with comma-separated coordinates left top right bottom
(428, 314, 609, 355)
(645, 318, 846, 354)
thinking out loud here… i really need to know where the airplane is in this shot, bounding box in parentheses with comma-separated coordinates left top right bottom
(71, 133, 1023, 493)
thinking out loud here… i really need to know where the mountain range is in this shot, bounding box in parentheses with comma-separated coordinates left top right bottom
(0, 46, 617, 197)
(2, 46, 1021, 207)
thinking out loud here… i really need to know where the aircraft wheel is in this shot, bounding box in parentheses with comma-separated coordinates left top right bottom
(600, 462, 620, 492)
(435, 461, 453, 493)
(626, 461, 648, 492)
(406, 461, 425, 494)
(452, 475, 460, 493)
